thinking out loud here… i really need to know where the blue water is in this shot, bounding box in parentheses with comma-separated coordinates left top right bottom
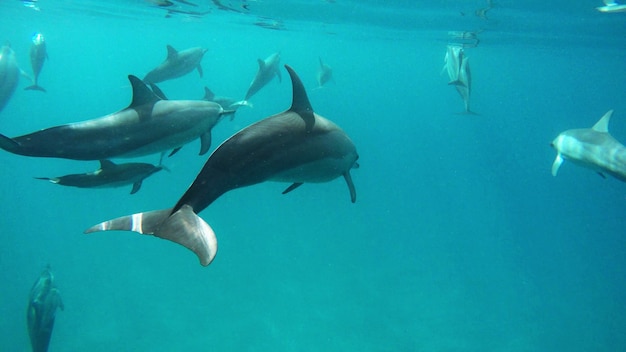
(1, 1, 626, 350)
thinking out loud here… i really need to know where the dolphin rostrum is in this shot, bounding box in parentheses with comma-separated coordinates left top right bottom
(85, 65, 359, 267)
(25, 32, 48, 92)
(36, 159, 165, 194)
(0, 75, 230, 160)
(0, 44, 20, 112)
(27, 265, 64, 352)
(143, 45, 207, 84)
(244, 52, 281, 100)
(551, 110, 626, 181)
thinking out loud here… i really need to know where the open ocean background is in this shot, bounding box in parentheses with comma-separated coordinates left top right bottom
(1, 0, 626, 351)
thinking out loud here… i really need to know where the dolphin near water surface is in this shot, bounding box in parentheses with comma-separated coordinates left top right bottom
(85, 65, 359, 267)
(244, 52, 281, 100)
(0, 75, 230, 160)
(551, 110, 626, 181)
(27, 266, 64, 352)
(143, 45, 207, 84)
(25, 33, 48, 92)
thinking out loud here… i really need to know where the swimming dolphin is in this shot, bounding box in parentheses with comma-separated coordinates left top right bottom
(244, 52, 281, 100)
(201, 87, 252, 111)
(454, 56, 474, 114)
(0, 75, 229, 160)
(443, 44, 465, 86)
(143, 45, 207, 84)
(25, 32, 47, 92)
(85, 65, 359, 267)
(316, 57, 333, 88)
(35, 159, 165, 194)
(27, 266, 64, 352)
(0, 44, 20, 112)
(551, 110, 626, 181)
(596, 0, 626, 12)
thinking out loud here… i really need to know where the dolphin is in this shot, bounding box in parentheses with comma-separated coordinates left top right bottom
(27, 266, 64, 352)
(244, 52, 281, 100)
(454, 56, 474, 114)
(201, 86, 252, 111)
(596, 0, 626, 12)
(551, 110, 626, 181)
(316, 57, 333, 88)
(443, 44, 465, 86)
(25, 32, 48, 92)
(0, 44, 20, 112)
(143, 45, 207, 84)
(0, 75, 229, 160)
(85, 65, 359, 267)
(35, 159, 165, 194)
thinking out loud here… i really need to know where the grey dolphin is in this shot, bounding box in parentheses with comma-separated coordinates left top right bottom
(143, 45, 207, 84)
(0, 44, 20, 112)
(443, 44, 465, 86)
(25, 32, 48, 92)
(454, 56, 474, 114)
(0, 75, 229, 160)
(85, 65, 359, 267)
(27, 266, 64, 352)
(36, 159, 165, 194)
(551, 110, 626, 181)
(244, 52, 281, 100)
(316, 57, 333, 88)
(597, 0, 626, 12)
(201, 86, 252, 111)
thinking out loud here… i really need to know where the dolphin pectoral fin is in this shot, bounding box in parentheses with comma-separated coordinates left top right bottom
(282, 182, 303, 194)
(197, 64, 204, 78)
(597, 172, 607, 179)
(130, 181, 143, 194)
(154, 205, 218, 266)
(552, 154, 564, 176)
(199, 132, 212, 155)
(343, 171, 357, 203)
(169, 147, 183, 157)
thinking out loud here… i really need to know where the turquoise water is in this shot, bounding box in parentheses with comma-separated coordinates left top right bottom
(1, 1, 626, 351)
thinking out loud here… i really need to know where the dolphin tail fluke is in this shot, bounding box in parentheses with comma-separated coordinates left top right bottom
(0, 133, 20, 154)
(24, 84, 46, 92)
(84, 205, 218, 266)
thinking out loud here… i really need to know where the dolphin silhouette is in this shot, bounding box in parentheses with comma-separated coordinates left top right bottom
(0, 75, 229, 160)
(36, 159, 165, 194)
(244, 52, 281, 100)
(551, 110, 626, 181)
(143, 45, 207, 84)
(85, 65, 359, 267)
(316, 57, 333, 88)
(596, 0, 626, 12)
(25, 33, 48, 92)
(27, 266, 64, 352)
(454, 56, 474, 114)
(0, 44, 20, 112)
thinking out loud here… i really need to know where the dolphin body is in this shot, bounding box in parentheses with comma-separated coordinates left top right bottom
(27, 266, 64, 352)
(25, 33, 48, 92)
(143, 45, 207, 84)
(244, 52, 281, 100)
(316, 57, 333, 88)
(454, 56, 473, 114)
(0, 75, 229, 160)
(551, 110, 626, 181)
(85, 65, 359, 267)
(201, 86, 252, 111)
(0, 44, 20, 112)
(36, 159, 165, 194)
(443, 44, 465, 86)
(596, 0, 626, 12)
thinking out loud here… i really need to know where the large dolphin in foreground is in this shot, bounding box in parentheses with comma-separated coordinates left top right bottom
(36, 159, 165, 194)
(25, 32, 48, 92)
(551, 110, 626, 181)
(143, 45, 207, 84)
(85, 65, 359, 267)
(0, 75, 229, 160)
(0, 44, 20, 112)
(244, 52, 281, 100)
(27, 266, 64, 352)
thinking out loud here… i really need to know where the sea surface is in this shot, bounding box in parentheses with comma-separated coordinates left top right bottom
(1, 1, 626, 351)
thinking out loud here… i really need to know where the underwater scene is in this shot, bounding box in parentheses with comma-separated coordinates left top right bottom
(1, 0, 626, 351)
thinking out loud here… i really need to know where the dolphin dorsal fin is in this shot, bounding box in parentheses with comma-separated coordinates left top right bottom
(285, 65, 315, 128)
(591, 110, 614, 133)
(257, 58, 266, 70)
(203, 87, 215, 101)
(99, 160, 116, 169)
(127, 75, 161, 109)
(166, 45, 178, 60)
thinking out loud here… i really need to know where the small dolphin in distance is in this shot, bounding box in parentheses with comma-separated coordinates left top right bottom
(143, 45, 207, 84)
(85, 65, 359, 267)
(551, 110, 626, 181)
(0, 75, 230, 160)
(443, 44, 465, 86)
(36, 159, 165, 194)
(0, 44, 20, 112)
(25, 32, 48, 92)
(244, 52, 281, 100)
(27, 266, 64, 352)
(316, 57, 333, 88)
(596, 0, 626, 12)
(201, 86, 252, 111)
(454, 56, 474, 114)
